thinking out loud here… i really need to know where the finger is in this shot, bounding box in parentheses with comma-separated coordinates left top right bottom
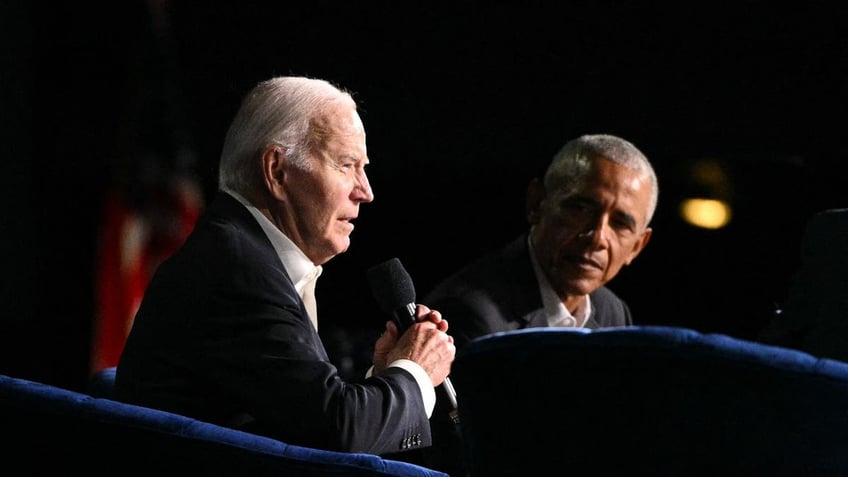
(416, 308, 442, 324)
(414, 304, 431, 318)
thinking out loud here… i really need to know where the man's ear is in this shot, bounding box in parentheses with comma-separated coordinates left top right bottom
(526, 178, 545, 225)
(262, 145, 287, 200)
(625, 227, 652, 265)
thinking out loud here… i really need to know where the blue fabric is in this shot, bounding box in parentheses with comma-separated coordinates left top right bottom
(1, 372, 447, 477)
(453, 325, 848, 476)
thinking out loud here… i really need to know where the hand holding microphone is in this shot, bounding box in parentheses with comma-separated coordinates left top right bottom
(367, 258, 459, 418)
(373, 304, 453, 386)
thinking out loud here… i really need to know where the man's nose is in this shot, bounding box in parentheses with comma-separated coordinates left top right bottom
(577, 219, 608, 246)
(355, 171, 374, 203)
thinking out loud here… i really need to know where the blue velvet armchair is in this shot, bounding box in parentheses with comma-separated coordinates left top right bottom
(1, 369, 448, 476)
(451, 326, 848, 476)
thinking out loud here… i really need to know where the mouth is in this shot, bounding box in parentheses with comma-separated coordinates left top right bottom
(571, 255, 603, 271)
(338, 216, 356, 231)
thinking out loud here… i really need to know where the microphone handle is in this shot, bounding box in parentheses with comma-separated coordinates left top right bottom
(443, 377, 461, 424)
(392, 303, 418, 331)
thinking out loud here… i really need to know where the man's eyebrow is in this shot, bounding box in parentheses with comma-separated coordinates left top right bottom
(337, 152, 361, 162)
(615, 210, 638, 228)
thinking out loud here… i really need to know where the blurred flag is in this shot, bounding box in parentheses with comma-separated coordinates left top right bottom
(90, 171, 203, 374)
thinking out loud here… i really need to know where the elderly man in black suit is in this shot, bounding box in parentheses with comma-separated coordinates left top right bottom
(426, 133, 658, 347)
(114, 76, 456, 456)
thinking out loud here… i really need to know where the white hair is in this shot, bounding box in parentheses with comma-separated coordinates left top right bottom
(545, 133, 659, 225)
(218, 76, 355, 196)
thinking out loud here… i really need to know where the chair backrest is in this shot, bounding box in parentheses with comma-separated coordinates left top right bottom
(1, 372, 448, 477)
(451, 326, 848, 477)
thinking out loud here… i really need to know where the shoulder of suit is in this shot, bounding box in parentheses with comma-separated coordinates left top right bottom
(590, 286, 626, 308)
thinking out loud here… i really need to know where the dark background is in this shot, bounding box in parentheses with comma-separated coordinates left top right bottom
(3, 2, 846, 390)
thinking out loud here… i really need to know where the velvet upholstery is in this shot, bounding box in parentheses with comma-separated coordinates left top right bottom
(1, 371, 448, 477)
(451, 326, 848, 476)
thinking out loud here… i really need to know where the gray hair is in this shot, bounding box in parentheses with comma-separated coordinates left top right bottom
(218, 76, 355, 196)
(545, 133, 659, 226)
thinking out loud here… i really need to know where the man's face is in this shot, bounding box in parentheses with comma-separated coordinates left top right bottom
(528, 156, 653, 299)
(280, 103, 374, 265)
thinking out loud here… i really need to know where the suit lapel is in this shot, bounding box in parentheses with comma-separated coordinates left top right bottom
(209, 191, 327, 357)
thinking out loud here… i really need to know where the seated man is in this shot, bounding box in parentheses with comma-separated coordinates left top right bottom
(426, 133, 658, 348)
(114, 76, 456, 456)
(418, 133, 659, 475)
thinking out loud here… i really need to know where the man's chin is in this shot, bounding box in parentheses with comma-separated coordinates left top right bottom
(332, 237, 351, 255)
(562, 276, 601, 296)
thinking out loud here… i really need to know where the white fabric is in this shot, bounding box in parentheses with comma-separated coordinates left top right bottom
(229, 191, 322, 330)
(299, 269, 321, 330)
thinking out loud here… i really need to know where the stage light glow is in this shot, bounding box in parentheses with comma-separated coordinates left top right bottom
(679, 198, 732, 229)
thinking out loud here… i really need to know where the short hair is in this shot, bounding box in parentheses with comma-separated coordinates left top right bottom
(544, 134, 659, 226)
(218, 76, 356, 196)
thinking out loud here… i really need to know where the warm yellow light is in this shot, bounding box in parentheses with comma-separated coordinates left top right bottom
(679, 198, 732, 229)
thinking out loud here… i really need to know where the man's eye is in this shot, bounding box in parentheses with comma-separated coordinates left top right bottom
(611, 216, 636, 232)
(612, 220, 630, 230)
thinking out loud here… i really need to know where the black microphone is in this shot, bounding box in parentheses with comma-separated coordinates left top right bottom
(367, 257, 418, 332)
(367, 258, 459, 423)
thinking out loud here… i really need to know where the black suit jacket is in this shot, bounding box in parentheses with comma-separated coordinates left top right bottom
(424, 233, 634, 349)
(114, 191, 430, 455)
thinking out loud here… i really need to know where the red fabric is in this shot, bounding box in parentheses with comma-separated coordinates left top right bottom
(90, 176, 203, 374)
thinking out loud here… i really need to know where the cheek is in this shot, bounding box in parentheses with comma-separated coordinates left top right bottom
(615, 238, 642, 266)
(310, 184, 340, 212)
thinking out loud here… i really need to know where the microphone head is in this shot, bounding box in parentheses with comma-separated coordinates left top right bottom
(367, 257, 416, 314)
